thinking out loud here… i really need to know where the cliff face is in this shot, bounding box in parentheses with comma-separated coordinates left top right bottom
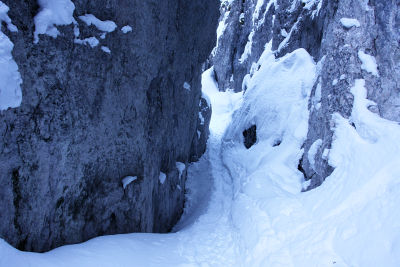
(0, 0, 218, 252)
(212, 0, 399, 189)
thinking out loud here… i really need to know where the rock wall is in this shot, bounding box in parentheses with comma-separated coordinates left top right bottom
(212, 0, 399, 188)
(0, 0, 218, 252)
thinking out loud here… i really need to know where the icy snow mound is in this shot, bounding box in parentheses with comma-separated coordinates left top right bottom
(222, 45, 400, 266)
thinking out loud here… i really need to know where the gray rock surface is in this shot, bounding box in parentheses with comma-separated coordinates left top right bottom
(0, 0, 218, 252)
(212, 0, 399, 188)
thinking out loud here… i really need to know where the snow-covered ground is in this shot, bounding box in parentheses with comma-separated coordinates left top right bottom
(1, 43, 400, 266)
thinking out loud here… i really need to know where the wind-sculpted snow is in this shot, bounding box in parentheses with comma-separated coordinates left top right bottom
(222, 47, 400, 266)
(212, 0, 400, 189)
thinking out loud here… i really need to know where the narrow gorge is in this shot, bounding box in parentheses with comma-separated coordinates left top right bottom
(0, 0, 399, 266)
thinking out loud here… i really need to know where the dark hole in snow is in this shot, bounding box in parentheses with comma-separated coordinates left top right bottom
(297, 157, 307, 180)
(350, 122, 356, 129)
(243, 125, 257, 149)
(272, 139, 281, 147)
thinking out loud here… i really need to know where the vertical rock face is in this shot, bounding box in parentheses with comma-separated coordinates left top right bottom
(212, 0, 399, 188)
(0, 0, 218, 252)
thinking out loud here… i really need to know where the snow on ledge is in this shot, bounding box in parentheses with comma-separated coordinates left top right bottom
(0, 2, 17, 32)
(176, 162, 186, 178)
(121, 176, 137, 189)
(101, 46, 111, 54)
(78, 14, 117, 33)
(358, 50, 379, 77)
(159, 172, 167, 184)
(0, 1, 22, 111)
(308, 139, 322, 170)
(74, 37, 99, 48)
(121, 25, 132, 34)
(34, 0, 77, 43)
(183, 82, 191, 91)
(340, 18, 360, 29)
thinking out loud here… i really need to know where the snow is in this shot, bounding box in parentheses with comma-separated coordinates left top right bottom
(277, 20, 299, 52)
(0, 2, 17, 32)
(340, 17, 361, 28)
(322, 148, 329, 160)
(101, 46, 111, 54)
(159, 172, 166, 185)
(312, 79, 322, 110)
(308, 139, 322, 170)
(202, 92, 211, 108)
(221, 46, 400, 266)
(78, 14, 117, 33)
(239, 30, 254, 63)
(198, 112, 204, 125)
(121, 25, 132, 34)
(0, 2, 22, 111)
(121, 176, 137, 189)
(211, 1, 232, 56)
(183, 82, 191, 91)
(358, 50, 379, 77)
(239, 0, 276, 63)
(201, 67, 243, 135)
(74, 37, 99, 48)
(280, 28, 288, 37)
(1, 29, 399, 267)
(34, 0, 76, 43)
(175, 162, 186, 178)
(252, 0, 266, 25)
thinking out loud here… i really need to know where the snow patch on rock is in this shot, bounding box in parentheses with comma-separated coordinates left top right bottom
(101, 46, 111, 54)
(34, 0, 76, 43)
(74, 36, 99, 47)
(340, 17, 361, 28)
(78, 14, 117, 33)
(358, 50, 379, 77)
(121, 25, 132, 34)
(308, 139, 322, 170)
(159, 172, 167, 185)
(122, 176, 137, 189)
(0, 1, 22, 111)
(176, 162, 186, 178)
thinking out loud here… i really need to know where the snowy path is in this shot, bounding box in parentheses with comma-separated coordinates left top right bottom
(2, 48, 400, 266)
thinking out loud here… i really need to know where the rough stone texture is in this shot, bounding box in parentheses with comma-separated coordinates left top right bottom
(190, 97, 212, 162)
(0, 0, 218, 252)
(211, 0, 400, 188)
(211, 0, 275, 92)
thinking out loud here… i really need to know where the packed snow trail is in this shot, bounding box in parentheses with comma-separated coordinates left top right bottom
(2, 46, 400, 266)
